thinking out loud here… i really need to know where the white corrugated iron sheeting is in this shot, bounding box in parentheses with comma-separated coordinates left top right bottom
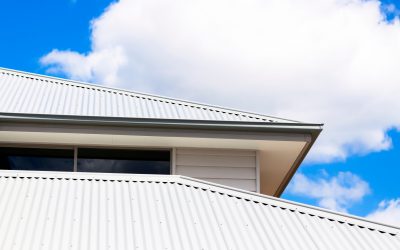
(0, 68, 293, 123)
(0, 170, 399, 250)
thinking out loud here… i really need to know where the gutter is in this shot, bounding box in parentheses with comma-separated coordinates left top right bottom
(0, 112, 323, 135)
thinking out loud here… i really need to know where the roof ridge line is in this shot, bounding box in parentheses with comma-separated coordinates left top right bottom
(0, 66, 300, 123)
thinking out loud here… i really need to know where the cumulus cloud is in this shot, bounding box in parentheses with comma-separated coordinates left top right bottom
(287, 172, 370, 212)
(41, 47, 127, 85)
(40, 0, 400, 162)
(367, 199, 400, 226)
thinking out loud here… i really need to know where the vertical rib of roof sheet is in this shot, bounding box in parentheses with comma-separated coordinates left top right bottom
(1, 172, 400, 250)
(0, 69, 298, 123)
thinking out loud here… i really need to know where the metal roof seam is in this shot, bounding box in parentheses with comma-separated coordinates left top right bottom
(0, 68, 297, 123)
(1, 172, 400, 249)
(0, 173, 398, 236)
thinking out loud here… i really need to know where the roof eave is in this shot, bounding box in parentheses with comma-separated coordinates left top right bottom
(0, 112, 323, 134)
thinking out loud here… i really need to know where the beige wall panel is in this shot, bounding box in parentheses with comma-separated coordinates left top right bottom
(176, 148, 257, 192)
(176, 166, 256, 179)
(177, 148, 256, 156)
(199, 178, 257, 192)
(176, 154, 255, 168)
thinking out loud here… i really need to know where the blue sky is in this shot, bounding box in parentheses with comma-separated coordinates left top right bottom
(283, 129, 400, 217)
(0, 0, 110, 71)
(2, 0, 400, 225)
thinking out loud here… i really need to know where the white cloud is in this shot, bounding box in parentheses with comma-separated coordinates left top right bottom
(41, 47, 127, 85)
(367, 199, 400, 226)
(287, 172, 370, 212)
(41, 0, 400, 162)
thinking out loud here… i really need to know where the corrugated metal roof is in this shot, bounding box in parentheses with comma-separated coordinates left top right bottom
(0, 170, 399, 250)
(0, 68, 297, 123)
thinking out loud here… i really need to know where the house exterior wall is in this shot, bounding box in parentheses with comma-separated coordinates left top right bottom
(174, 148, 258, 192)
(0, 121, 310, 196)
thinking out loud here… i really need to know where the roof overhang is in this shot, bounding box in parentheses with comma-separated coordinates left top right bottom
(0, 112, 323, 196)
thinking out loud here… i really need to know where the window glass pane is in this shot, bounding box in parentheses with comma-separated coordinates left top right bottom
(77, 148, 170, 174)
(0, 147, 74, 172)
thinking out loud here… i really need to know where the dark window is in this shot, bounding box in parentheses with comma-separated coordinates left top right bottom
(0, 147, 171, 175)
(0, 147, 74, 172)
(77, 148, 170, 174)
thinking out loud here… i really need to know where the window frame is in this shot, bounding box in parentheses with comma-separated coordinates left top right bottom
(0, 144, 172, 174)
(0, 146, 75, 172)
